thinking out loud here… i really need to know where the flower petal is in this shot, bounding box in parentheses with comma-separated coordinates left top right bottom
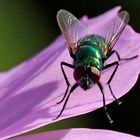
(9, 129, 140, 140)
(0, 7, 139, 140)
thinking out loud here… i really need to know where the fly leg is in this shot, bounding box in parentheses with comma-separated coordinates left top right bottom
(57, 62, 74, 104)
(54, 82, 78, 120)
(112, 50, 138, 61)
(103, 61, 121, 105)
(103, 50, 138, 104)
(98, 81, 113, 123)
(104, 50, 138, 61)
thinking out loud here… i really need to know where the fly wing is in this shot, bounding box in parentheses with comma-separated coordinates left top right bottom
(57, 9, 89, 56)
(96, 11, 129, 49)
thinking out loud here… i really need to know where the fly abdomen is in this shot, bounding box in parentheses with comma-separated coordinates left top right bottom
(77, 34, 110, 58)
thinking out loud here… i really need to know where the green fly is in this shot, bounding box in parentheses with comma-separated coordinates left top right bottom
(55, 10, 138, 123)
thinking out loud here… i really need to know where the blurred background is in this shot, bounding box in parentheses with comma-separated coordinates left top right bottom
(0, 0, 139, 137)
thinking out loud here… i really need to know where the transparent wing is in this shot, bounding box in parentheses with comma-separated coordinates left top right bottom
(96, 11, 129, 49)
(57, 9, 89, 55)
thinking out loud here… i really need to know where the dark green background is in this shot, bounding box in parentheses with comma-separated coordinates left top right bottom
(0, 0, 139, 137)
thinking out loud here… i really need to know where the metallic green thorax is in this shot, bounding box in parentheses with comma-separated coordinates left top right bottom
(75, 35, 108, 70)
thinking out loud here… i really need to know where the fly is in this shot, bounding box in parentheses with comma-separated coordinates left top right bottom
(55, 9, 138, 123)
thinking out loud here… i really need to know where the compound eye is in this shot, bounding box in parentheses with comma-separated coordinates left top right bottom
(73, 65, 85, 81)
(88, 67, 100, 82)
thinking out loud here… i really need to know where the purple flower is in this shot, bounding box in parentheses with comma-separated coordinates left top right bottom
(9, 129, 140, 140)
(0, 6, 139, 140)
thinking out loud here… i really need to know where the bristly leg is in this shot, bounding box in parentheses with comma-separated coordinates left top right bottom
(103, 61, 122, 105)
(54, 82, 78, 120)
(104, 50, 138, 61)
(57, 62, 74, 104)
(103, 50, 138, 105)
(97, 81, 113, 123)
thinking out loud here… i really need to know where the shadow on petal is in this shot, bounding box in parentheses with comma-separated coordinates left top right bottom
(0, 81, 58, 132)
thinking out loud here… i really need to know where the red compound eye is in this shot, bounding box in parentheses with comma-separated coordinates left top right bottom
(73, 66, 85, 81)
(88, 66, 100, 83)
